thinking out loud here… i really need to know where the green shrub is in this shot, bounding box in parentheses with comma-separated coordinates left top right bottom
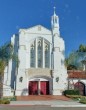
(64, 90, 80, 95)
(0, 100, 2, 104)
(0, 99, 10, 104)
(2, 100, 10, 104)
(10, 96, 16, 101)
(3, 96, 16, 101)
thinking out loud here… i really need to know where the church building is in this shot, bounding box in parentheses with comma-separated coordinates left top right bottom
(3, 9, 68, 96)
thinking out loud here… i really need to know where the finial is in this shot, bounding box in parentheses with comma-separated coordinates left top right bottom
(54, 7, 56, 15)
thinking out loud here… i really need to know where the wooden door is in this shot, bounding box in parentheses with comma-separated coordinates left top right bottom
(74, 82, 85, 95)
(29, 81, 38, 95)
(40, 81, 49, 95)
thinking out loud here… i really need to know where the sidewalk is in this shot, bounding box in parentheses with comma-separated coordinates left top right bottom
(10, 100, 86, 107)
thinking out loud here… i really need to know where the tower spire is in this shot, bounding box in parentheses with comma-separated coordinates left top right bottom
(54, 7, 56, 16)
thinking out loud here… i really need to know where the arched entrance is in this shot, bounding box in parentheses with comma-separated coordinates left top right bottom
(28, 76, 52, 95)
(74, 82, 85, 95)
(29, 81, 49, 95)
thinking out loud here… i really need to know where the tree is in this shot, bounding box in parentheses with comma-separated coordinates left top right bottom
(0, 60, 6, 98)
(65, 44, 86, 70)
(77, 44, 86, 52)
(65, 52, 79, 70)
(0, 43, 13, 99)
(67, 64, 77, 70)
(77, 44, 86, 70)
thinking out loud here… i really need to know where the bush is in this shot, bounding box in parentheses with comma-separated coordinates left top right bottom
(64, 90, 80, 95)
(0, 99, 10, 104)
(10, 96, 16, 101)
(80, 99, 86, 104)
(3, 96, 16, 101)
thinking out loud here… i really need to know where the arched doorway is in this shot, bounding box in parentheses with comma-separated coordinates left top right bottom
(28, 76, 52, 95)
(29, 81, 49, 95)
(74, 82, 85, 95)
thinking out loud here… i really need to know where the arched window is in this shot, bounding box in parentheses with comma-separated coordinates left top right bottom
(38, 39, 42, 67)
(45, 42, 49, 68)
(30, 42, 35, 67)
(30, 38, 50, 68)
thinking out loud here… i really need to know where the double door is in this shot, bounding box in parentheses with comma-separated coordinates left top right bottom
(29, 81, 49, 95)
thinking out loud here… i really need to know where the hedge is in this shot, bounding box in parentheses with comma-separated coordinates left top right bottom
(64, 90, 80, 95)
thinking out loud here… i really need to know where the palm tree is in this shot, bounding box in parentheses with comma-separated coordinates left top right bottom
(0, 43, 13, 99)
(12, 54, 19, 96)
(0, 60, 6, 98)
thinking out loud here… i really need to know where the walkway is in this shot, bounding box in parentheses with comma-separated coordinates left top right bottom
(16, 95, 70, 101)
(9, 95, 86, 107)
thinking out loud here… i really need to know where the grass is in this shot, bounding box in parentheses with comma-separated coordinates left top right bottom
(66, 95, 86, 104)
(80, 99, 86, 104)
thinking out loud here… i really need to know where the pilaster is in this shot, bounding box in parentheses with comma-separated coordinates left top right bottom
(35, 38, 38, 68)
(43, 38, 45, 68)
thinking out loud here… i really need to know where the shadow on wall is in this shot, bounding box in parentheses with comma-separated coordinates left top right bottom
(21, 88, 28, 96)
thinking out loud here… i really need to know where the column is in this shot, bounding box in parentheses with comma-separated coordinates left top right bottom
(38, 81, 41, 95)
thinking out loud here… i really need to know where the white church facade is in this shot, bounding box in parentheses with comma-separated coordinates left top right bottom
(3, 10, 68, 96)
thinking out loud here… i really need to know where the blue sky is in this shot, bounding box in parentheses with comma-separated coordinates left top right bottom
(0, 0, 86, 56)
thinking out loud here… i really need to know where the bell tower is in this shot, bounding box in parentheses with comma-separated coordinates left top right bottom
(51, 7, 68, 95)
(51, 7, 60, 36)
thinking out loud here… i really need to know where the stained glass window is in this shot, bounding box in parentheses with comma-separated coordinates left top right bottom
(30, 42, 35, 67)
(38, 39, 42, 67)
(45, 42, 49, 68)
(30, 38, 50, 68)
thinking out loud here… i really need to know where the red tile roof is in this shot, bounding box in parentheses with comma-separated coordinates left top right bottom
(68, 70, 86, 79)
